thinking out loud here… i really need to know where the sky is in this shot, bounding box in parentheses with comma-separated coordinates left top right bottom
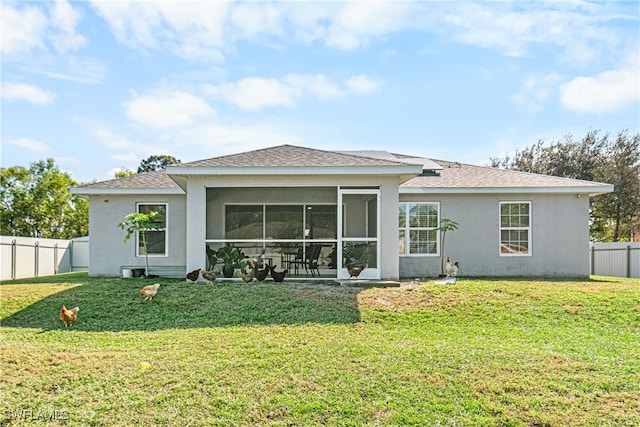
(1, 0, 639, 184)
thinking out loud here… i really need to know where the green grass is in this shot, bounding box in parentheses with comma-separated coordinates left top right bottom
(1, 273, 639, 426)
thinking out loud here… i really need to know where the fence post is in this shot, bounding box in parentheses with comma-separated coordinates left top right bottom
(34, 241, 39, 278)
(627, 245, 631, 278)
(11, 239, 16, 280)
(70, 240, 74, 273)
(590, 245, 594, 276)
(54, 243, 59, 275)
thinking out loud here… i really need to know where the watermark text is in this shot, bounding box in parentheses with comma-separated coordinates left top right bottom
(4, 408, 69, 422)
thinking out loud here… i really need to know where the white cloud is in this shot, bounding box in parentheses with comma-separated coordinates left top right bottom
(91, 1, 229, 62)
(0, 3, 47, 55)
(90, 1, 418, 58)
(1, 82, 56, 105)
(292, 74, 344, 100)
(86, 122, 172, 169)
(230, 2, 285, 40)
(6, 138, 50, 153)
(205, 73, 381, 111)
(560, 58, 639, 114)
(1, 1, 85, 56)
(326, 1, 415, 50)
(210, 77, 300, 111)
(86, 0, 634, 69)
(511, 73, 562, 113)
(85, 117, 302, 171)
(123, 92, 215, 129)
(177, 122, 301, 154)
(87, 122, 137, 151)
(49, 0, 87, 52)
(21, 56, 108, 85)
(439, 2, 633, 65)
(345, 75, 382, 95)
(444, 3, 535, 57)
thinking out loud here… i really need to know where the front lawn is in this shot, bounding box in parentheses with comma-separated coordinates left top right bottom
(1, 273, 638, 426)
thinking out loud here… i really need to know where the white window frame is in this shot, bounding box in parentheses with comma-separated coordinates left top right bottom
(399, 202, 440, 256)
(499, 201, 531, 257)
(136, 202, 168, 257)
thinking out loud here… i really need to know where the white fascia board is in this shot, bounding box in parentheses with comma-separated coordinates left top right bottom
(400, 184, 614, 196)
(70, 188, 185, 196)
(167, 165, 422, 176)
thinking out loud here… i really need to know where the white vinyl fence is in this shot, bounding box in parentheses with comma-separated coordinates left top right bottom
(1, 236, 89, 281)
(590, 242, 640, 279)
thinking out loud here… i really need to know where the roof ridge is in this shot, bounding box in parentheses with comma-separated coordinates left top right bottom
(181, 144, 414, 167)
(337, 149, 432, 167)
(177, 144, 415, 168)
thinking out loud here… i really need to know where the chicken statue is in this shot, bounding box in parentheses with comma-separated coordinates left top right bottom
(445, 257, 460, 278)
(59, 305, 79, 327)
(140, 283, 160, 301)
(437, 257, 460, 285)
(452, 262, 460, 277)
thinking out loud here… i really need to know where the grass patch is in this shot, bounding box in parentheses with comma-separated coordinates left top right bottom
(1, 274, 639, 426)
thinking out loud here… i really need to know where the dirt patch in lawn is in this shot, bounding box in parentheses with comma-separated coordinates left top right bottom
(357, 284, 461, 312)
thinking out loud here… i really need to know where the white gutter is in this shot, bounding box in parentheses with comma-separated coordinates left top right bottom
(70, 188, 186, 196)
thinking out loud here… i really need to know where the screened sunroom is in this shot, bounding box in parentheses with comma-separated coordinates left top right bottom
(204, 186, 380, 279)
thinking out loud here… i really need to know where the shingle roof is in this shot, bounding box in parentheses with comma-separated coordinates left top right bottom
(180, 144, 410, 168)
(71, 145, 612, 195)
(401, 159, 611, 191)
(73, 170, 181, 190)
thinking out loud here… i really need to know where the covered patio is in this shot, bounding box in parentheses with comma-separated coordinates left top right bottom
(204, 186, 379, 280)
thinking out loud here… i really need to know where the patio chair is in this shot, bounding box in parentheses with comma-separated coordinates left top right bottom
(305, 244, 322, 277)
(287, 247, 304, 275)
(288, 245, 322, 277)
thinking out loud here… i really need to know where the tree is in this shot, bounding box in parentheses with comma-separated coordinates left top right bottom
(137, 155, 181, 173)
(118, 211, 164, 277)
(114, 168, 137, 178)
(490, 130, 640, 241)
(437, 218, 459, 276)
(1, 158, 88, 238)
(591, 131, 640, 241)
(489, 130, 608, 181)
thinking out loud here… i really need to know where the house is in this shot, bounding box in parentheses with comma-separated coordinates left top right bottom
(71, 144, 613, 279)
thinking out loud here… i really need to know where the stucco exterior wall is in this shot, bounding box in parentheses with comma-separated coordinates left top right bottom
(379, 179, 400, 279)
(87, 194, 187, 276)
(86, 177, 590, 279)
(399, 193, 590, 277)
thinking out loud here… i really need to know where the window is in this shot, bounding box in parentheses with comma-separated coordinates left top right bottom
(500, 201, 531, 255)
(225, 204, 336, 241)
(266, 205, 303, 239)
(225, 205, 263, 239)
(305, 205, 337, 239)
(137, 203, 167, 256)
(399, 202, 439, 255)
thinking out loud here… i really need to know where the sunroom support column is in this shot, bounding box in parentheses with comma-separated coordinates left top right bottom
(185, 179, 207, 273)
(380, 178, 400, 280)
